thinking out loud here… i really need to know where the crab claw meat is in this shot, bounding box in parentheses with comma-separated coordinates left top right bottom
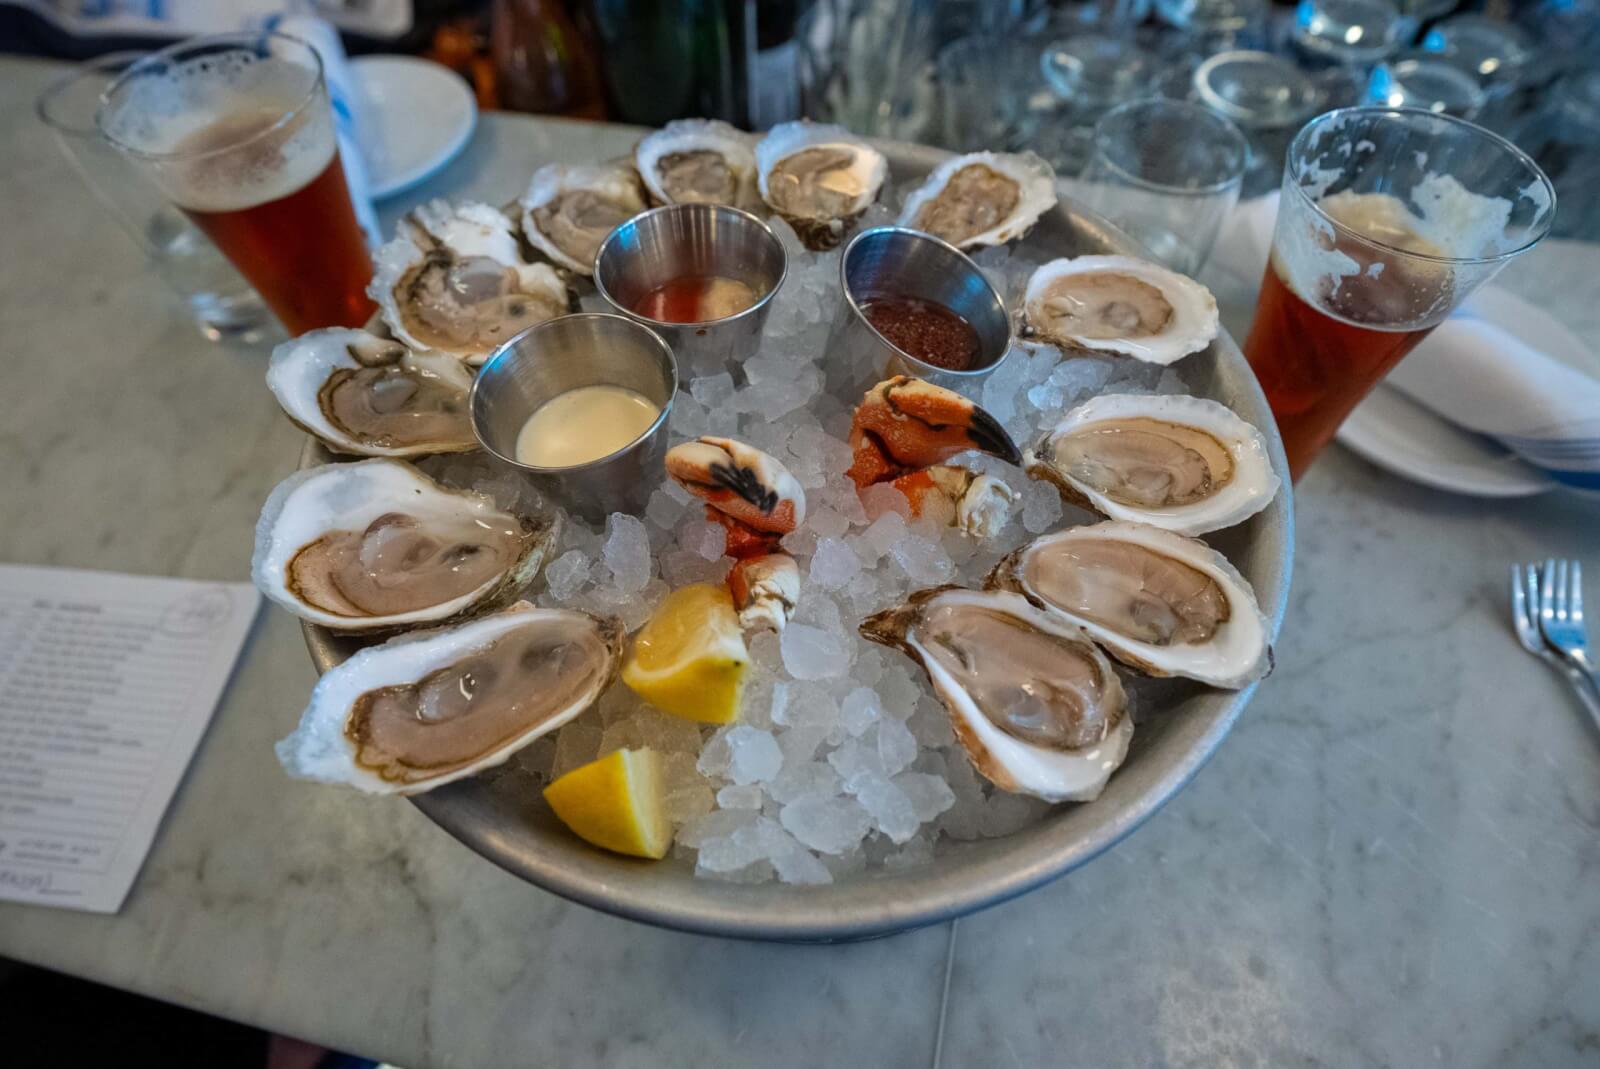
(666, 437, 806, 535)
(846, 376, 1021, 488)
(706, 507, 783, 560)
(728, 553, 801, 633)
(929, 466, 1016, 539)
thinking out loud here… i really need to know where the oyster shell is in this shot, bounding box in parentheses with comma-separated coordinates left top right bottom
(371, 199, 573, 365)
(1020, 256, 1218, 365)
(861, 587, 1131, 802)
(277, 602, 623, 794)
(266, 328, 476, 457)
(1025, 393, 1280, 535)
(988, 521, 1269, 688)
(897, 151, 1057, 250)
(252, 459, 557, 632)
(756, 121, 887, 250)
(634, 118, 761, 209)
(521, 159, 648, 275)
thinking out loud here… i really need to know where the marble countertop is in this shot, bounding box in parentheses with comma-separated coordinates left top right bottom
(2, 55, 1597, 1068)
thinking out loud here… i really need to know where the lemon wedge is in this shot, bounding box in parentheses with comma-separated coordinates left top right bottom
(622, 582, 749, 724)
(544, 747, 672, 859)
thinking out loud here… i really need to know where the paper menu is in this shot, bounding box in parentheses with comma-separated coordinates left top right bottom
(0, 565, 260, 913)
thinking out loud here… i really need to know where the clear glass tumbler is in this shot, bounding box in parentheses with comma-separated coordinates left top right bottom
(1075, 98, 1248, 275)
(98, 32, 376, 337)
(1191, 51, 1325, 196)
(1243, 107, 1556, 479)
(35, 53, 268, 342)
(1292, 0, 1406, 68)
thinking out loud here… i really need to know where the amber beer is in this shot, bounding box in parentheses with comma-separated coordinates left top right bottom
(1242, 109, 1555, 479)
(177, 132, 375, 335)
(1244, 187, 1459, 480)
(1244, 254, 1437, 479)
(98, 33, 375, 336)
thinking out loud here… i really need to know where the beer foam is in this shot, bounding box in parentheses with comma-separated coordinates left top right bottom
(1276, 190, 1458, 330)
(101, 47, 335, 213)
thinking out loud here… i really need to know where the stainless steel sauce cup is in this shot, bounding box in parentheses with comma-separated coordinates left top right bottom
(593, 203, 787, 375)
(471, 313, 677, 522)
(825, 226, 1012, 402)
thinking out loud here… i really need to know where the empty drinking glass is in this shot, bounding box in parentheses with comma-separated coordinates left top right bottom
(1420, 15, 1537, 131)
(35, 53, 267, 342)
(1292, 0, 1405, 69)
(1366, 54, 1486, 119)
(1075, 98, 1248, 275)
(1153, 0, 1270, 57)
(1035, 35, 1156, 173)
(1191, 50, 1324, 195)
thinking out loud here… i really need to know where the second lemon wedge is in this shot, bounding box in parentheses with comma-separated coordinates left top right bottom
(622, 582, 749, 724)
(544, 747, 671, 859)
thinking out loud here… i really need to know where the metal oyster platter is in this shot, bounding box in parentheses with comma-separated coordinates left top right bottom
(296, 138, 1293, 942)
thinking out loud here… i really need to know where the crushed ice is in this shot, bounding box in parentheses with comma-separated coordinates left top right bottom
(425, 213, 1192, 886)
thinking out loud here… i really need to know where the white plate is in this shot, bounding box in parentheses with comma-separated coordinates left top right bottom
(351, 56, 477, 200)
(1336, 286, 1598, 498)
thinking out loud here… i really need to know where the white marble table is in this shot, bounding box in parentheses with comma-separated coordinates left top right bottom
(2, 55, 1597, 1068)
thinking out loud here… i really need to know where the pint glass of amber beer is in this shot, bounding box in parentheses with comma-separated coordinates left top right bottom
(1243, 108, 1555, 479)
(98, 33, 375, 336)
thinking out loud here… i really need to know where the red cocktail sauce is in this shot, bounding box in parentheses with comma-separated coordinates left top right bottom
(634, 276, 759, 324)
(860, 295, 980, 371)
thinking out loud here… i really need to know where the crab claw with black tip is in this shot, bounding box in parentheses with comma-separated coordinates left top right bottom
(665, 437, 806, 538)
(845, 376, 1021, 488)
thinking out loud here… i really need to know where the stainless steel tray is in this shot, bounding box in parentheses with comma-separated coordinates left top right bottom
(298, 139, 1294, 942)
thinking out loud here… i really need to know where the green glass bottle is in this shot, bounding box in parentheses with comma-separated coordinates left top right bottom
(585, 0, 738, 125)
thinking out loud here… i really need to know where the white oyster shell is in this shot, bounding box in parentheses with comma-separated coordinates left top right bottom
(276, 602, 623, 794)
(520, 159, 648, 274)
(634, 118, 761, 210)
(266, 328, 476, 457)
(990, 521, 1270, 688)
(896, 151, 1057, 249)
(252, 459, 556, 632)
(1026, 393, 1280, 535)
(861, 587, 1132, 802)
(370, 199, 572, 365)
(1020, 255, 1219, 365)
(756, 120, 887, 249)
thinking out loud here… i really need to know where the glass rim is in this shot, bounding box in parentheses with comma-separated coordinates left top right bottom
(1193, 50, 1320, 128)
(1089, 98, 1249, 197)
(96, 31, 326, 164)
(35, 50, 153, 138)
(1286, 106, 1557, 267)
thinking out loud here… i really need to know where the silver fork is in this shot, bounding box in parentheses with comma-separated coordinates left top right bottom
(1540, 559, 1599, 680)
(1511, 563, 1600, 731)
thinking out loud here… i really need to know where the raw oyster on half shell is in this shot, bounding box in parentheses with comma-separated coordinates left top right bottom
(988, 521, 1269, 688)
(861, 587, 1131, 802)
(371, 199, 573, 365)
(1026, 393, 1280, 535)
(266, 328, 476, 457)
(1019, 256, 1218, 364)
(756, 121, 887, 250)
(635, 118, 761, 209)
(897, 151, 1057, 250)
(521, 159, 648, 274)
(252, 459, 557, 632)
(277, 603, 623, 794)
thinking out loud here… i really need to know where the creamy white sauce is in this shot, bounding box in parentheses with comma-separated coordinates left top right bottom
(514, 385, 659, 468)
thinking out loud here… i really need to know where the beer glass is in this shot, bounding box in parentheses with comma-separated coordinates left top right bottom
(35, 53, 268, 342)
(1244, 107, 1555, 478)
(98, 32, 376, 336)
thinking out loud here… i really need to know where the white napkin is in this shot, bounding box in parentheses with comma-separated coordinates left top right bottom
(1216, 195, 1600, 493)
